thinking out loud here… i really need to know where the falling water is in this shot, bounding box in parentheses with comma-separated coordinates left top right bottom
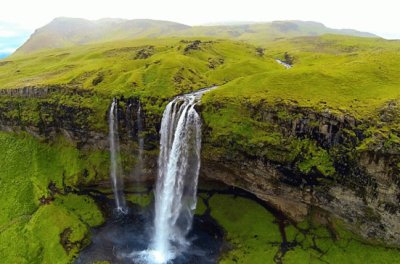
(150, 96, 201, 262)
(275, 59, 292, 69)
(148, 88, 216, 263)
(126, 87, 215, 263)
(135, 101, 145, 179)
(109, 98, 127, 214)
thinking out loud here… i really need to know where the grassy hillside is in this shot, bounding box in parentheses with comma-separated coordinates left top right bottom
(2, 35, 400, 129)
(1, 38, 280, 123)
(204, 35, 400, 118)
(15, 18, 377, 55)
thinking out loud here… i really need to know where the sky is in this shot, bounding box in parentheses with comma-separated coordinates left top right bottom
(0, 0, 399, 57)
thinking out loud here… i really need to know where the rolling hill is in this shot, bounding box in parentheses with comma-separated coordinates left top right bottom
(14, 18, 378, 55)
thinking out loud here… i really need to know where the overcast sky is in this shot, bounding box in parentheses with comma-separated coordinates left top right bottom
(0, 0, 399, 56)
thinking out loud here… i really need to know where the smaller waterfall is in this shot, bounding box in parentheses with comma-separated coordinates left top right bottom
(109, 98, 127, 214)
(276, 59, 292, 69)
(135, 101, 144, 179)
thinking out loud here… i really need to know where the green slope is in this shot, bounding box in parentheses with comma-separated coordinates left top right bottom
(2, 35, 400, 120)
(205, 34, 400, 118)
(1, 38, 277, 133)
(2, 38, 276, 97)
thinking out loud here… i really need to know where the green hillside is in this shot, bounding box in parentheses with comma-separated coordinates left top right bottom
(205, 34, 400, 118)
(3, 35, 399, 119)
(2, 38, 275, 94)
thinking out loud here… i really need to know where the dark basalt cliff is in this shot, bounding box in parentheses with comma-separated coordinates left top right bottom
(1, 86, 400, 247)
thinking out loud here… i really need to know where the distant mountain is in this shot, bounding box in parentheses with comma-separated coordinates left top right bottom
(193, 21, 377, 40)
(14, 18, 379, 55)
(15, 17, 190, 55)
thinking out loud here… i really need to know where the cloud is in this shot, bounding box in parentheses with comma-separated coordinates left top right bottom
(0, 47, 17, 53)
(0, 22, 31, 57)
(0, 29, 19, 37)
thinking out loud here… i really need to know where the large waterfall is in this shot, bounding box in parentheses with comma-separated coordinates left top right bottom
(109, 98, 127, 214)
(151, 94, 202, 262)
(146, 88, 213, 263)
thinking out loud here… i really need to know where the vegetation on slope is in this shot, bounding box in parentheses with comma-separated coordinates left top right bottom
(0, 132, 105, 263)
(201, 35, 400, 192)
(0, 38, 280, 135)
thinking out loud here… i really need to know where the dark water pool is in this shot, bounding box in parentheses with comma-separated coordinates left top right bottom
(76, 193, 224, 264)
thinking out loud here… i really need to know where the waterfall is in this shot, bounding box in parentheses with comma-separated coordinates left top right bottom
(275, 59, 292, 69)
(149, 88, 215, 263)
(109, 98, 127, 214)
(135, 101, 144, 179)
(127, 87, 216, 264)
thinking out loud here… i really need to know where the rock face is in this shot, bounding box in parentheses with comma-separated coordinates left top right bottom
(201, 154, 400, 246)
(1, 87, 400, 247)
(201, 101, 400, 246)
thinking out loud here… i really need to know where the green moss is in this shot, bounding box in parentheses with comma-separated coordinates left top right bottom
(194, 194, 208, 215)
(0, 132, 104, 263)
(296, 140, 336, 177)
(206, 194, 400, 263)
(54, 193, 104, 227)
(126, 193, 153, 208)
(209, 195, 281, 263)
(282, 217, 400, 264)
(25, 204, 87, 263)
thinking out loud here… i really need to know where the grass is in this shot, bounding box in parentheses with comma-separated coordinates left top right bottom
(2, 35, 399, 132)
(0, 37, 279, 128)
(204, 35, 400, 119)
(3, 38, 274, 98)
(0, 132, 105, 263)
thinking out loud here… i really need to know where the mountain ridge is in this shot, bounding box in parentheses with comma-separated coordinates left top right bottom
(14, 17, 379, 55)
